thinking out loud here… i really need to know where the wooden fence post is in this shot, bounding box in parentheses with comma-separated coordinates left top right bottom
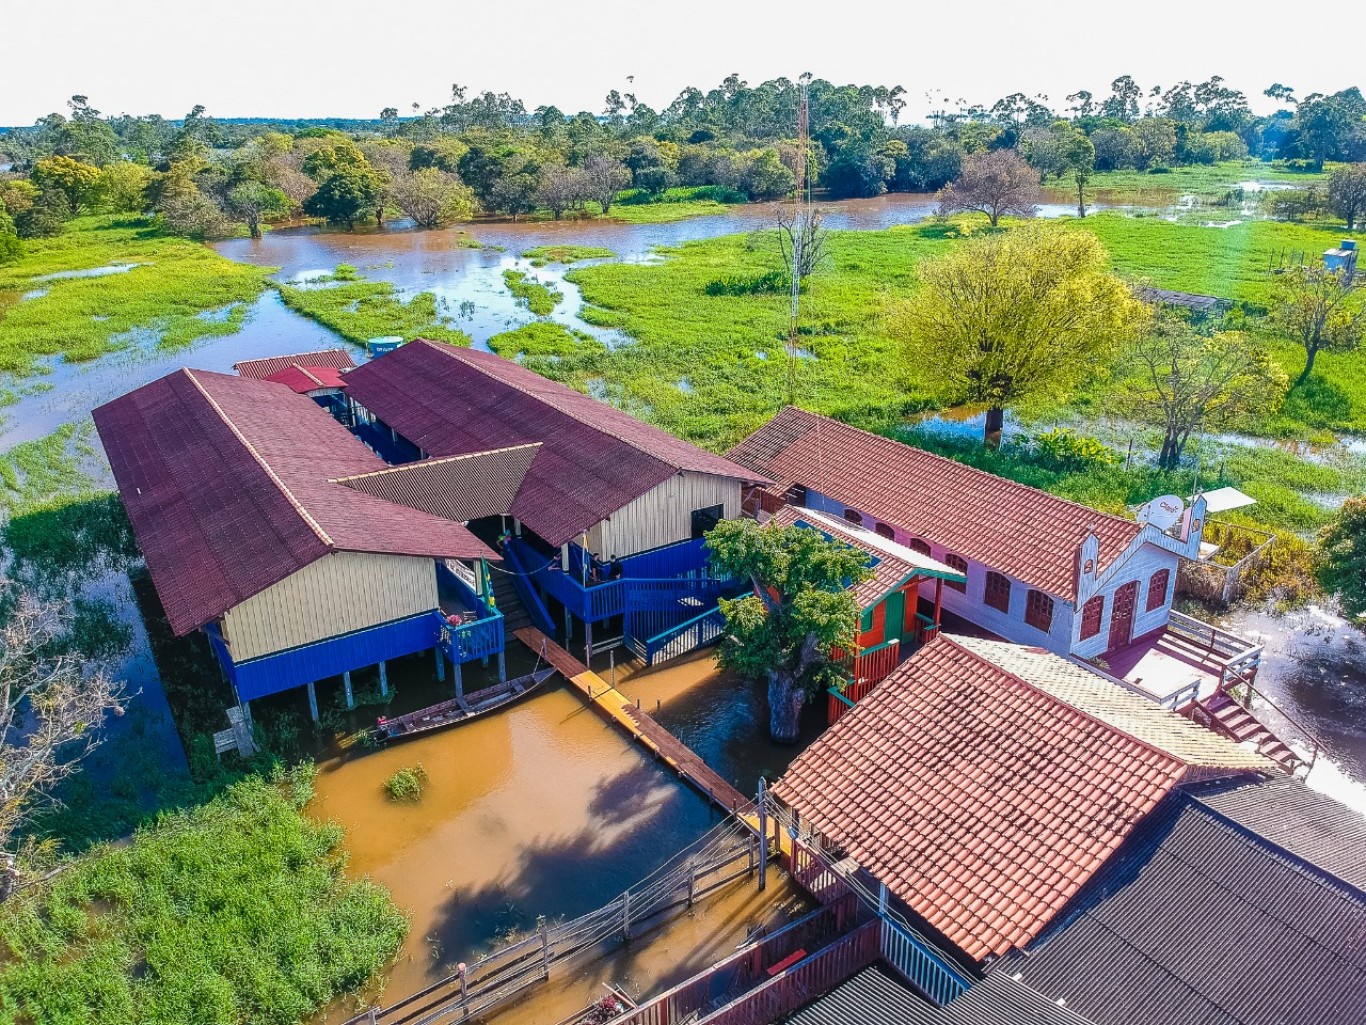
(458, 962, 468, 1019)
(757, 777, 768, 893)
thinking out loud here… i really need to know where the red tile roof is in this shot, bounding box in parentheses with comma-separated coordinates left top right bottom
(261, 365, 349, 393)
(768, 505, 965, 609)
(774, 635, 1194, 961)
(234, 349, 356, 379)
(343, 340, 764, 546)
(728, 408, 1143, 601)
(94, 369, 493, 636)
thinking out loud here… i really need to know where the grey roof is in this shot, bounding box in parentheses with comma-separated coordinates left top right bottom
(782, 966, 1096, 1025)
(1190, 774, 1366, 892)
(1000, 793, 1366, 1025)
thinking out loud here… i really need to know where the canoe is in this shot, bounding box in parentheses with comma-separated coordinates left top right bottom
(373, 668, 558, 742)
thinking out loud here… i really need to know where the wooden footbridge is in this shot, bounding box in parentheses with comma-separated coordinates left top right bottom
(515, 627, 749, 813)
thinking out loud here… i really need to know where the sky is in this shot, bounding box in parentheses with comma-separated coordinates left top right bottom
(3, 0, 1349, 127)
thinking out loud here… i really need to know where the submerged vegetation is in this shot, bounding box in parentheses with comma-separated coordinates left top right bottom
(521, 245, 616, 266)
(502, 269, 562, 315)
(278, 265, 469, 347)
(0, 767, 407, 1025)
(383, 765, 428, 803)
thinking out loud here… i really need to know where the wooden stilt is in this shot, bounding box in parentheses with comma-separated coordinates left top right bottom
(343, 671, 354, 709)
(434, 647, 446, 683)
(306, 680, 319, 722)
(757, 777, 768, 892)
(585, 621, 593, 669)
(497, 650, 507, 683)
(378, 661, 388, 696)
(453, 659, 464, 701)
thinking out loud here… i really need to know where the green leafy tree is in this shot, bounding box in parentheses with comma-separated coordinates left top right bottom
(1063, 128, 1096, 217)
(1123, 319, 1288, 470)
(14, 190, 69, 239)
(1327, 164, 1366, 230)
(1271, 262, 1366, 385)
(303, 164, 383, 230)
(93, 161, 154, 214)
(394, 168, 475, 228)
(224, 181, 290, 238)
(0, 205, 21, 264)
(30, 156, 102, 215)
(1318, 497, 1366, 620)
(706, 519, 871, 743)
(894, 225, 1142, 443)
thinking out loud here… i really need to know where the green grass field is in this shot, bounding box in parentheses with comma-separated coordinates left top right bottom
(278, 268, 470, 347)
(0, 217, 272, 377)
(1047, 159, 1333, 205)
(0, 768, 407, 1025)
(501, 269, 562, 315)
(521, 244, 616, 266)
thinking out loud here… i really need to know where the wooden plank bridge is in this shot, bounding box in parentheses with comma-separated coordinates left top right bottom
(515, 627, 750, 813)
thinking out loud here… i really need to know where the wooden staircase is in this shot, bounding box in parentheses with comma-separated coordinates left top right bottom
(489, 566, 533, 635)
(1197, 691, 1304, 774)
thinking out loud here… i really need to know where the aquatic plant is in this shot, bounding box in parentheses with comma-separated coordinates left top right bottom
(521, 245, 615, 267)
(278, 265, 470, 346)
(384, 765, 428, 803)
(502, 269, 562, 315)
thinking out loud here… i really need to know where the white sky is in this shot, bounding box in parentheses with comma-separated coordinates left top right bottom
(3, 0, 1350, 127)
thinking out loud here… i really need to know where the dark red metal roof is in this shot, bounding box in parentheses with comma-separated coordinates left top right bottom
(342, 340, 764, 547)
(728, 407, 1143, 601)
(1002, 789, 1366, 1025)
(261, 365, 348, 393)
(94, 369, 494, 636)
(233, 348, 356, 379)
(334, 444, 540, 523)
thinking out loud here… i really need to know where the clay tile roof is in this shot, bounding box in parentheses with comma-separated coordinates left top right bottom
(953, 637, 1271, 771)
(233, 348, 356, 379)
(773, 635, 1193, 962)
(342, 340, 765, 546)
(93, 369, 494, 637)
(768, 505, 965, 608)
(728, 407, 1143, 600)
(333, 443, 541, 523)
(261, 364, 349, 393)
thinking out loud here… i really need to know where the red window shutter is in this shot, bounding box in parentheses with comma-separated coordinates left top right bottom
(1080, 595, 1104, 639)
(1025, 589, 1054, 632)
(1147, 569, 1171, 611)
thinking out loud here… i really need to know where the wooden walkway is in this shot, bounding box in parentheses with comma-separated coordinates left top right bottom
(515, 627, 750, 813)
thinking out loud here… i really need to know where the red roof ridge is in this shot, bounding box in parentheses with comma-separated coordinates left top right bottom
(934, 634, 1191, 774)
(330, 442, 544, 483)
(292, 363, 325, 388)
(181, 367, 336, 548)
(785, 406, 1135, 537)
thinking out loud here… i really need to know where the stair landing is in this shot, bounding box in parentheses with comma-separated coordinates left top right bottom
(1198, 692, 1304, 773)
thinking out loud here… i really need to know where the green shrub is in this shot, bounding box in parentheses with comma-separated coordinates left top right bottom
(384, 765, 428, 802)
(1031, 428, 1121, 470)
(705, 270, 788, 296)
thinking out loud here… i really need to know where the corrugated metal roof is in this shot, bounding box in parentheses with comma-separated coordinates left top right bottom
(261, 364, 349, 393)
(783, 965, 1097, 1025)
(1002, 792, 1366, 1025)
(234, 349, 356, 379)
(1190, 774, 1366, 892)
(773, 636, 1190, 961)
(953, 638, 1270, 771)
(94, 369, 493, 636)
(333, 444, 540, 523)
(343, 340, 764, 547)
(728, 407, 1143, 601)
(769, 505, 966, 609)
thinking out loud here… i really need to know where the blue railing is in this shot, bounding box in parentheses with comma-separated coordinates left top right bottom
(639, 606, 727, 666)
(437, 609, 504, 664)
(617, 537, 718, 580)
(500, 538, 558, 638)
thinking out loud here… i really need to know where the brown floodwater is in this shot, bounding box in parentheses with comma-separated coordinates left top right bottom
(308, 647, 820, 1024)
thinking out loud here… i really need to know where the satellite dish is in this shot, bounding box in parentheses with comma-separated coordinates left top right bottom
(1137, 495, 1184, 531)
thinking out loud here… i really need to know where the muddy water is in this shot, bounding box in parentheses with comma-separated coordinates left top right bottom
(309, 650, 814, 1023)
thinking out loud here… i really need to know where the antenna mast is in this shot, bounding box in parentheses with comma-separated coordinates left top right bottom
(786, 73, 811, 406)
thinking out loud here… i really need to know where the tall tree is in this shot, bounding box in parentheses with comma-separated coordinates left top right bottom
(893, 225, 1142, 443)
(30, 156, 102, 215)
(1271, 262, 1366, 385)
(302, 164, 383, 230)
(1327, 164, 1366, 230)
(706, 519, 871, 743)
(224, 182, 289, 238)
(581, 154, 631, 215)
(935, 149, 1042, 227)
(0, 591, 126, 879)
(1064, 129, 1096, 216)
(1123, 318, 1287, 470)
(1317, 497, 1366, 621)
(394, 167, 475, 227)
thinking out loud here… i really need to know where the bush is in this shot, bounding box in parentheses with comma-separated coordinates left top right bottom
(704, 269, 788, 296)
(14, 190, 68, 239)
(1031, 428, 1121, 470)
(384, 765, 428, 802)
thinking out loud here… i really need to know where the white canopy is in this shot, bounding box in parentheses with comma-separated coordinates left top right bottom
(1197, 486, 1257, 513)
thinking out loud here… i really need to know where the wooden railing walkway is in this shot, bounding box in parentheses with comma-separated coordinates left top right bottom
(341, 815, 769, 1025)
(514, 627, 749, 812)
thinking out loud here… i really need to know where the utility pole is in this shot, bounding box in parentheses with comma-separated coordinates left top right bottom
(786, 73, 812, 407)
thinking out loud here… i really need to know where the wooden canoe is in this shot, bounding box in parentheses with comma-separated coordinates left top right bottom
(373, 668, 558, 742)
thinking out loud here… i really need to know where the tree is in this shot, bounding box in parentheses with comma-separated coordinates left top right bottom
(224, 181, 289, 238)
(1102, 76, 1143, 121)
(706, 519, 871, 742)
(1123, 318, 1287, 470)
(775, 206, 829, 285)
(1271, 263, 1366, 385)
(0, 205, 20, 265)
(893, 225, 1142, 443)
(0, 591, 126, 873)
(1328, 164, 1366, 230)
(535, 164, 584, 219)
(394, 167, 475, 228)
(303, 165, 383, 230)
(1317, 497, 1366, 621)
(93, 161, 154, 214)
(30, 156, 102, 215)
(14, 189, 69, 239)
(935, 149, 1041, 226)
(1064, 129, 1096, 216)
(148, 164, 228, 239)
(1130, 118, 1178, 168)
(580, 154, 630, 216)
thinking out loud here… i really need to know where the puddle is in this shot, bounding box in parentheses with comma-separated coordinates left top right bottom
(20, 288, 48, 301)
(32, 262, 146, 282)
